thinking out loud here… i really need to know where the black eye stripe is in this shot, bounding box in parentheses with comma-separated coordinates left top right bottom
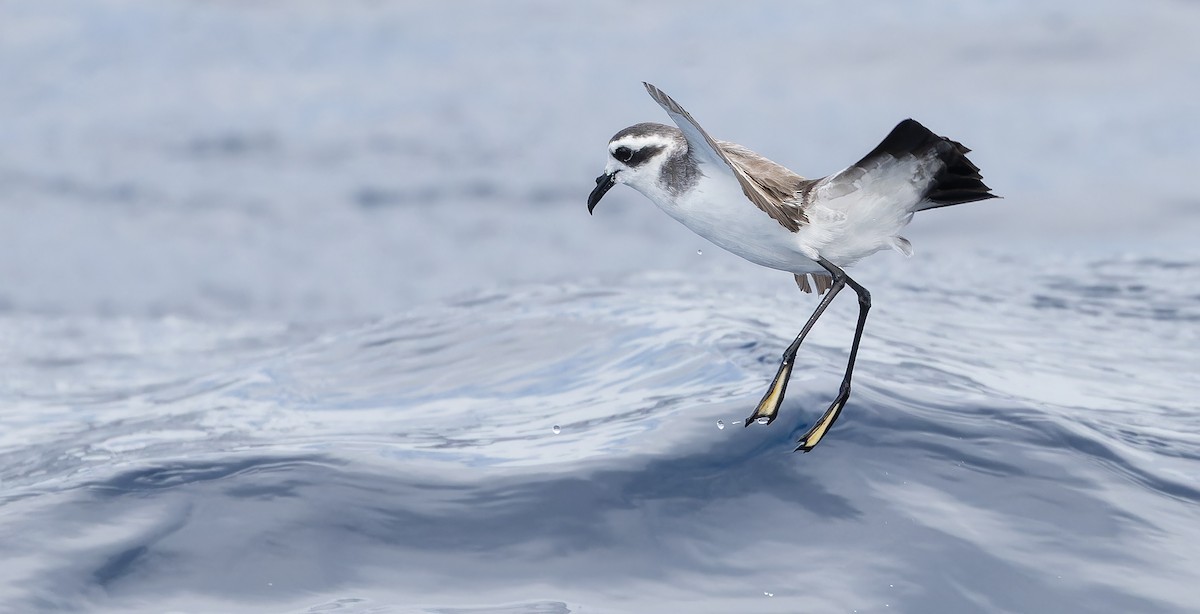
(611, 144, 664, 167)
(626, 145, 663, 167)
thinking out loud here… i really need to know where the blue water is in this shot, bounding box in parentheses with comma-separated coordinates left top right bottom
(2, 1, 1200, 612)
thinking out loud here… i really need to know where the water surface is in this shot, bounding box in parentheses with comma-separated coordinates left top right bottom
(1, 1, 1199, 612)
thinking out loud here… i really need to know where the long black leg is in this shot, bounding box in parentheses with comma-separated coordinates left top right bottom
(795, 258, 871, 452)
(743, 269, 847, 427)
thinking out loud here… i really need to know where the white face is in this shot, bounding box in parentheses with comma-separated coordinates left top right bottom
(603, 134, 678, 195)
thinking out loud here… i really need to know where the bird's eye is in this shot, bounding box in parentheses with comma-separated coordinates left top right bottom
(613, 146, 634, 162)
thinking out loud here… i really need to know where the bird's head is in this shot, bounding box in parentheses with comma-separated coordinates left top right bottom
(587, 123, 685, 213)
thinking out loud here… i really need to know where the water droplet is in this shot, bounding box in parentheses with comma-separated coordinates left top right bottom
(716, 420, 725, 430)
(552, 425, 561, 434)
(696, 249, 703, 255)
(756, 417, 769, 425)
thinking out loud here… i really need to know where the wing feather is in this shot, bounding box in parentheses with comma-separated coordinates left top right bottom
(811, 119, 997, 212)
(643, 82, 809, 231)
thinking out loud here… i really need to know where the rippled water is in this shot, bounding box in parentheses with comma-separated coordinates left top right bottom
(3, 1, 1200, 612)
(3, 255, 1198, 612)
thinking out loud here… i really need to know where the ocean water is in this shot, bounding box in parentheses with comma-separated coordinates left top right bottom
(2, 1, 1199, 612)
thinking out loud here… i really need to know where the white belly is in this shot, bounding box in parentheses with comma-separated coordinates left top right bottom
(619, 150, 921, 275)
(632, 164, 917, 275)
(665, 183, 817, 271)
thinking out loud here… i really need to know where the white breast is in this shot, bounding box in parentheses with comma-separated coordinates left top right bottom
(630, 164, 822, 274)
(628, 161, 914, 275)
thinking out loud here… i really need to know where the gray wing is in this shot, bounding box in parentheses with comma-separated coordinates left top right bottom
(643, 82, 809, 231)
(717, 141, 812, 229)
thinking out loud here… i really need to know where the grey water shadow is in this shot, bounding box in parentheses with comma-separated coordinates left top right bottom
(54, 419, 858, 605)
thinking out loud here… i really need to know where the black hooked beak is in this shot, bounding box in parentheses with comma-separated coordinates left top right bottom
(587, 172, 616, 214)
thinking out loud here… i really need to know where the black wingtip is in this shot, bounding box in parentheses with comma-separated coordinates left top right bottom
(865, 119, 997, 210)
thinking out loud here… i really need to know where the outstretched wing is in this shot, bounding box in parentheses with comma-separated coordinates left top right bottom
(811, 119, 997, 212)
(643, 82, 809, 231)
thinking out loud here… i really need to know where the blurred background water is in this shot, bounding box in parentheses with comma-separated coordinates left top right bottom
(1, 1, 1199, 612)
